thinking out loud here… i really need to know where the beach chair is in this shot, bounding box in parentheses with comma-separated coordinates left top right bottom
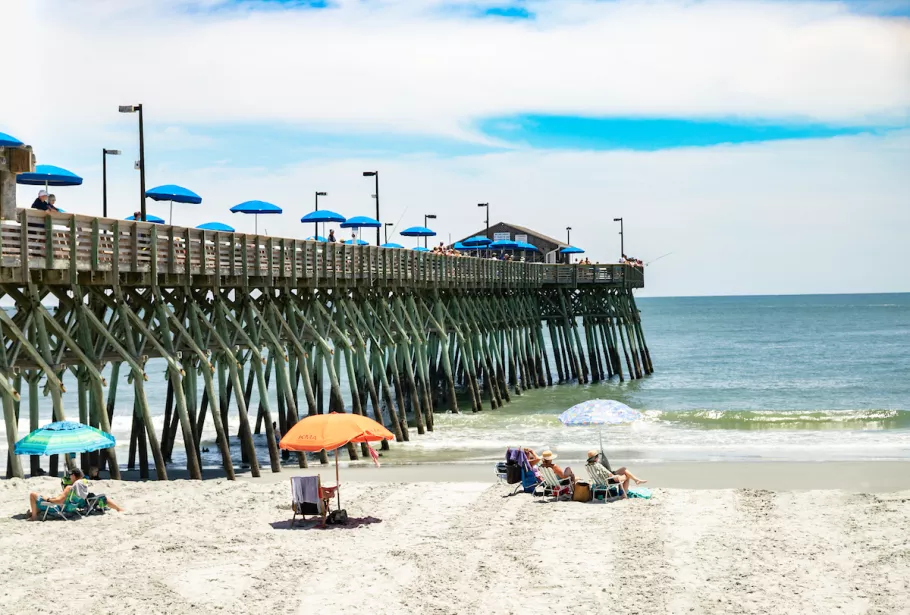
(38, 489, 85, 521)
(290, 475, 329, 528)
(537, 465, 573, 501)
(586, 463, 624, 502)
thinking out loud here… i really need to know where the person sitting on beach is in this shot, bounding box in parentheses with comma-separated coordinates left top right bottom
(523, 448, 540, 468)
(539, 450, 575, 484)
(29, 468, 78, 520)
(585, 450, 647, 496)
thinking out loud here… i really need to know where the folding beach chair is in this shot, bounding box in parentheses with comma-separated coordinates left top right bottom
(537, 466, 573, 501)
(586, 463, 624, 502)
(38, 490, 84, 521)
(290, 475, 329, 528)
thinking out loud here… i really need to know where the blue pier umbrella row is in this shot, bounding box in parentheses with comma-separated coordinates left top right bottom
(3, 126, 589, 255)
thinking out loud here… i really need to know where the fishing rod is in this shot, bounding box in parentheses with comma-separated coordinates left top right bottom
(645, 251, 674, 266)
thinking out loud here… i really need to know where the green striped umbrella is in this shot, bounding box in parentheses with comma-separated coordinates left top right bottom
(14, 421, 116, 456)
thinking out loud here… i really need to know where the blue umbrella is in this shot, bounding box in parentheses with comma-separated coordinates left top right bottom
(400, 226, 435, 237)
(340, 215, 380, 229)
(306, 235, 328, 242)
(146, 184, 202, 225)
(230, 200, 282, 234)
(453, 241, 468, 250)
(413, 246, 430, 252)
(300, 210, 345, 224)
(301, 209, 345, 240)
(196, 221, 235, 232)
(516, 241, 539, 252)
(401, 225, 436, 249)
(462, 235, 491, 247)
(125, 214, 165, 224)
(558, 399, 642, 460)
(561, 246, 584, 254)
(14, 421, 116, 456)
(489, 239, 518, 250)
(16, 165, 83, 192)
(344, 238, 369, 246)
(0, 131, 23, 148)
(380, 242, 404, 249)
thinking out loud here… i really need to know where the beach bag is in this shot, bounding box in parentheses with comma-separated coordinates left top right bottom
(506, 462, 522, 484)
(522, 467, 540, 493)
(573, 481, 592, 502)
(326, 509, 348, 525)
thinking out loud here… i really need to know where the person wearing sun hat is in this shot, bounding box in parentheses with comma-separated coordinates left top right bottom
(539, 450, 576, 485)
(585, 450, 647, 496)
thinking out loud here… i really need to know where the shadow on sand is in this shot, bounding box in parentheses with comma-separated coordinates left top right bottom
(270, 516, 382, 531)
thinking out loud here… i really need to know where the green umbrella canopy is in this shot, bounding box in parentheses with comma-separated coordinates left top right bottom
(14, 421, 115, 456)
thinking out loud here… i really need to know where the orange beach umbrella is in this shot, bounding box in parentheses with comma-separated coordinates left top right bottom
(279, 412, 394, 509)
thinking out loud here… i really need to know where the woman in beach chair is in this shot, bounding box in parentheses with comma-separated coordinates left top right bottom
(537, 450, 576, 499)
(62, 468, 125, 513)
(29, 468, 84, 520)
(584, 451, 647, 499)
(540, 450, 575, 484)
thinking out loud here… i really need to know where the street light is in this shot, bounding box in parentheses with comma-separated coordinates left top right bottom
(424, 214, 437, 248)
(118, 104, 145, 221)
(384, 222, 393, 245)
(315, 191, 327, 238)
(566, 226, 572, 264)
(477, 203, 489, 238)
(102, 148, 121, 218)
(363, 171, 379, 245)
(478, 203, 489, 256)
(613, 217, 624, 260)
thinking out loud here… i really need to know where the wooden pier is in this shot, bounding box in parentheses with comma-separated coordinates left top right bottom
(0, 209, 650, 480)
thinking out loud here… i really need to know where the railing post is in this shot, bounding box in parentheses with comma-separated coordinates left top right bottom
(90, 218, 100, 271)
(111, 220, 120, 281)
(168, 226, 176, 275)
(44, 213, 54, 270)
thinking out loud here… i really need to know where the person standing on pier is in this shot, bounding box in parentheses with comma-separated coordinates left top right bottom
(328, 229, 336, 242)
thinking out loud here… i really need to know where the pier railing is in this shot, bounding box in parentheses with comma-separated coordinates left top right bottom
(0, 209, 643, 289)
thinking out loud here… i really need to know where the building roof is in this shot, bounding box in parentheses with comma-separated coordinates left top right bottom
(459, 222, 568, 248)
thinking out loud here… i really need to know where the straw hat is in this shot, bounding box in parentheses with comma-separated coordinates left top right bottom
(541, 450, 557, 461)
(587, 450, 599, 462)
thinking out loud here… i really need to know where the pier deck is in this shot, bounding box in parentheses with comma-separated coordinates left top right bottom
(1, 209, 650, 481)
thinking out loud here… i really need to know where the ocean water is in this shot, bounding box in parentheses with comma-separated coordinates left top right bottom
(2, 293, 909, 469)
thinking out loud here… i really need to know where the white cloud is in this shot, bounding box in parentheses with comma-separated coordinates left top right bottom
(19, 130, 910, 296)
(2, 0, 908, 147)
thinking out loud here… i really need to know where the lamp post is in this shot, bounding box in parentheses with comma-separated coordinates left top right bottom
(102, 148, 121, 218)
(363, 171, 379, 245)
(315, 190, 327, 238)
(613, 217, 624, 260)
(478, 203, 489, 256)
(384, 222, 393, 245)
(118, 104, 145, 221)
(566, 226, 572, 264)
(424, 214, 437, 248)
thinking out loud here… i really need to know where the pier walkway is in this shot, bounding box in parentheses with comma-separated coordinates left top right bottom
(1, 209, 650, 481)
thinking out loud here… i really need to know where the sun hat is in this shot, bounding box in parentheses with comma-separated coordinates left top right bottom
(586, 450, 599, 462)
(541, 450, 557, 461)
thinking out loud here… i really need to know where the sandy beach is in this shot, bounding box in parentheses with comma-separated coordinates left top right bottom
(1, 462, 908, 615)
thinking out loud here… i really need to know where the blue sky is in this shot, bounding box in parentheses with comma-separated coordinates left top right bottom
(2, 0, 908, 295)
